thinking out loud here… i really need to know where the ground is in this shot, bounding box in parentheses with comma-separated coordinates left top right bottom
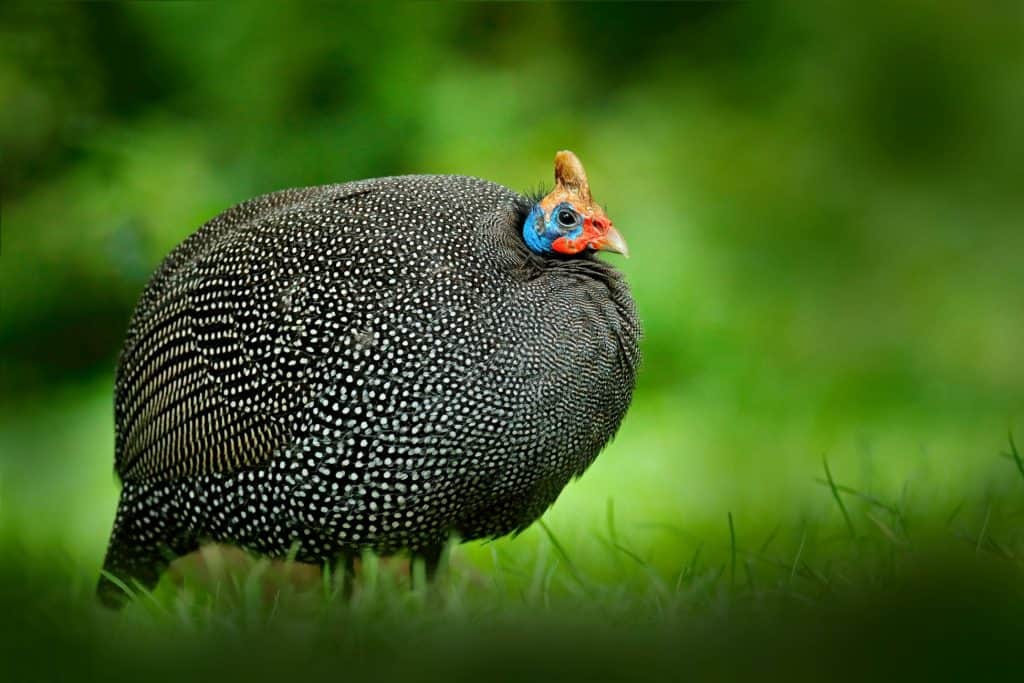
(2, 381, 1022, 681)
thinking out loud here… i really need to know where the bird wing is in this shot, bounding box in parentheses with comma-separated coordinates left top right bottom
(114, 186, 362, 482)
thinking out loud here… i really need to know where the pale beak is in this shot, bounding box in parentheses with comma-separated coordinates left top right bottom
(591, 224, 630, 258)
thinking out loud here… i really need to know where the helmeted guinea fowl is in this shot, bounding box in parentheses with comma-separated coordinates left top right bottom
(98, 150, 640, 607)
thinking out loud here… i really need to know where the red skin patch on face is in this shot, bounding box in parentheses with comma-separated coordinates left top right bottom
(551, 216, 603, 255)
(551, 236, 583, 254)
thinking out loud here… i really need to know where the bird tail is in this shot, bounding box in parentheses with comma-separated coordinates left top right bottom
(96, 486, 196, 609)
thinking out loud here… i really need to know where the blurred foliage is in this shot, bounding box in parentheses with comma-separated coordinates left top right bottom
(1, 3, 1023, 675)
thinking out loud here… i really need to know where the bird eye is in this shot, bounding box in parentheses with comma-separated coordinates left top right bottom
(556, 208, 578, 228)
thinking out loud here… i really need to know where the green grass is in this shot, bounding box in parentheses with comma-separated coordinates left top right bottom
(3, 392, 1023, 680)
(4, 499, 1023, 681)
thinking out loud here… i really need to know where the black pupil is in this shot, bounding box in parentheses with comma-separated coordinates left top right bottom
(557, 209, 576, 227)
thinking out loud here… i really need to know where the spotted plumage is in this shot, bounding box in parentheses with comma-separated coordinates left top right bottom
(98, 152, 640, 606)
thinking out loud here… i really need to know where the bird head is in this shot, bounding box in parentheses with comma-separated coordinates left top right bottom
(523, 150, 628, 258)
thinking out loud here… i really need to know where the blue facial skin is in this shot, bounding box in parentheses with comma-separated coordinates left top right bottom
(522, 202, 583, 255)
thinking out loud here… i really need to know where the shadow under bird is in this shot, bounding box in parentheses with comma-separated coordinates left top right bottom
(98, 150, 641, 607)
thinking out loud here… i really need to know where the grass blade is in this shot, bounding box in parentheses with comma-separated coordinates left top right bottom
(789, 529, 807, 586)
(728, 512, 737, 592)
(537, 519, 587, 590)
(1007, 431, 1024, 482)
(813, 479, 899, 515)
(976, 503, 992, 555)
(823, 458, 856, 538)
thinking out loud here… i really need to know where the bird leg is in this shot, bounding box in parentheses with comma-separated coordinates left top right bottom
(324, 553, 357, 599)
(410, 543, 445, 591)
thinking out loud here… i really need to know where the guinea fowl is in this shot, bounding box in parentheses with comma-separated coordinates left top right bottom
(98, 150, 641, 606)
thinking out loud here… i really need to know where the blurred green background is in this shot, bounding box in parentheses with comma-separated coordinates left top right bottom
(1, 2, 1023, 670)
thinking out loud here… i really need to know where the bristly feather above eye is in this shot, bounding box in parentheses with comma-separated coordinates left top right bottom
(513, 190, 544, 226)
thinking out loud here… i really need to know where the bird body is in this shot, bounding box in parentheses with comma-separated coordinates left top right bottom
(99, 152, 640, 606)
